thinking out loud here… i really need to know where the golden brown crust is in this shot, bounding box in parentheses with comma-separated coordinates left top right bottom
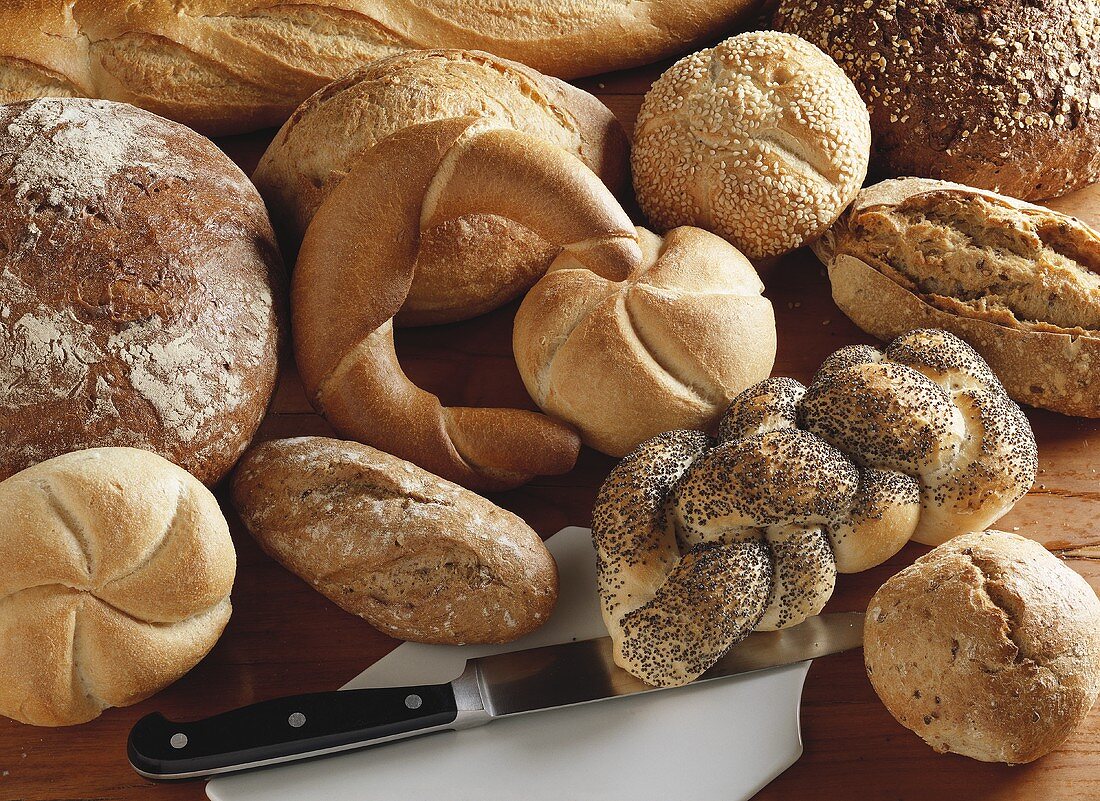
(774, 0, 1100, 200)
(0, 0, 762, 135)
(231, 437, 558, 645)
(816, 177, 1100, 417)
(865, 530, 1100, 764)
(0, 448, 235, 727)
(0, 98, 283, 485)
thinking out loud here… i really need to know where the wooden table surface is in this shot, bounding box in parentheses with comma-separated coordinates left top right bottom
(3, 60, 1100, 801)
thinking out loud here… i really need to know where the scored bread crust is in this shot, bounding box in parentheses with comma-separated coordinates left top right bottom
(231, 437, 558, 645)
(865, 530, 1100, 764)
(816, 177, 1100, 418)
(0, 448, 235, 727)
(0, 0, 761, 135)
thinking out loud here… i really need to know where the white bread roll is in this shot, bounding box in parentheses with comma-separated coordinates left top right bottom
(513, 226, 776, 457)
(0, 448, 235, 727)
(866, 530, 1100, 763)
(632, 31, 870, 259)
(231, 437, 558, 645)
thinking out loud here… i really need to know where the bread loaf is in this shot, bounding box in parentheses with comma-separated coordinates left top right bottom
(513, 226, 776, 457)
(254, 49, 629, 252)
(815, 177, 1100, 417)
(631, 31, 870, 259)
(866, 530, 1100, 763)
(231, 437, 558, 645)
(0, 98, 282, 485)
(0, 0, 762, 135)
(592, 330, 1036, 687)
(0, 448, 235, 727)
(774, 0, 1100, 200)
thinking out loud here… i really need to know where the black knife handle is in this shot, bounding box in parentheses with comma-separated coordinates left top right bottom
(127, 683, 458, 781)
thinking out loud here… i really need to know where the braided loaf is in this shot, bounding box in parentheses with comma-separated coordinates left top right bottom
(0, 0, 760, 135)
(593, 329, 1037, 687)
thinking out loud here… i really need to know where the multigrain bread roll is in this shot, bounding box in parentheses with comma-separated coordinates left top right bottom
(513, 226, 776, 457)
(865, 530, 1100, 764)
(592, 330, 1036, 687)
(255, 50, 628, 333)
(0, 0, 762, 135)
(231, 437, 558, 645)
(774, 0, 1100, 200)
(631, 31, 870, 260)
(0, 97, 282, 485)
(0, 448, 235, 727)
(815, 177, 1100, 417)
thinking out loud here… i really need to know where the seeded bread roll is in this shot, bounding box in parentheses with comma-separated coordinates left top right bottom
(815, 177, 1100, 417)
(0, 97, 282, 485)
(232, 437, 558, 645)
(0, 448, 235, 727)
(865, 530, 1100, 763)
(774, 0, 1100, 200)
(631, 31, 870, 259)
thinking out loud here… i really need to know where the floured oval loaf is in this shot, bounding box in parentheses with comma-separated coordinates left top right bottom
(815, 177, 1100, 417)
(231, 437, 559, 645)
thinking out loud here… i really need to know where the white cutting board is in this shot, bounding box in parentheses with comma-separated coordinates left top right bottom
(207, 526, 810, 801)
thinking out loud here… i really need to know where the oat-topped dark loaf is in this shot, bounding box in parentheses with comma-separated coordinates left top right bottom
(773, 0, 1100, 200)
(592, 329, 1036, 687)
(0, 97, 283, 485)
(232, 436, 559, 645)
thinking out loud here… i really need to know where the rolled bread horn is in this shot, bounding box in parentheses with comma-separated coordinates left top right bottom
(293, 116, 641, 490)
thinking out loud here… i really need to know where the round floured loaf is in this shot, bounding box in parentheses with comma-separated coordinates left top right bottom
(231, 437, 559, 645)
(631, 31, 870, 259)
(0, 97, 282, 485)
(0, 448, 235, 727)
(865, 530, 1100, 763)
(774, 0, 1100, 200)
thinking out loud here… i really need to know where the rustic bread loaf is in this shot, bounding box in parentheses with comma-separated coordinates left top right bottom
(815, 177, 1100, 417)
(0, 98, 282, 485)
(255, 49, 629, 249)
(865, 530, 1100, 763)
(631, 31, 870, 259)
(231, 437, 558, 645)
(0, 448, 235, 727)
(513, 226, 776, 457)
(593, 330, 1036, 687)
(0, 0, 761, 135)
(773, 0, 1100, 200)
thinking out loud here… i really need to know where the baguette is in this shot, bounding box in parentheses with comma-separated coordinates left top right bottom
(231, 437, 558, 645)
(815, 178, 1100, 417)
(0, 0, 761, 135)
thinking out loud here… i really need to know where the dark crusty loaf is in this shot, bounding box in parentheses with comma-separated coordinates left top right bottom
(774, 0, 1100, 200)
(0, 98, 283, 485)
(816, 178, 1100, 417)
(866, 530, 1100, 763)
(0, 0, 761, 135)
(232, 437, 559, 645)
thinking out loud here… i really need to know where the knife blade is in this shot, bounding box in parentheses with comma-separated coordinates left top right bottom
(128, 611, 863, 780)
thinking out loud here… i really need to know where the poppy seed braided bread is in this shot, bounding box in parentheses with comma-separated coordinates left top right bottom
(592, 329, 1036, 687)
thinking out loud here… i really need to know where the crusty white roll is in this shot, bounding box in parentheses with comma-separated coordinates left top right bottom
(631, 31, 870, 259)
(0, 448, 234, 727)
(866, 530, 1100, 763)
(513, 225, 776, 457)
(593, 329, 1036, 687)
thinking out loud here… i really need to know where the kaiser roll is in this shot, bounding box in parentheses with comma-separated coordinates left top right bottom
(774, 0, 1100, 200)
(0, 98, 282, 485)
(593, 330, 1036, 687)
(513, 226, 776, 457)
(0, 448, 235, 727)
(631, 31, 870, 259)
(232, 437, 557, 645)
(866, 530, 1100, 763)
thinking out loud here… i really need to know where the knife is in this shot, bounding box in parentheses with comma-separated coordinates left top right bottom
(128, 611, 863, 780)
